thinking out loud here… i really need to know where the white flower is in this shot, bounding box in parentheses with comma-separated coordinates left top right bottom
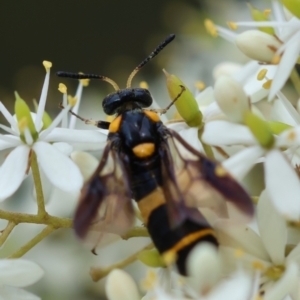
(109, 244, 254, 300)
(202, 119, 300, 219)
(0, 258, 44, 300)
(0, 61, 107, 201)
(228, 1, 300, 100)
(217, 190, 300, 299)
(185, 243, 254, 300)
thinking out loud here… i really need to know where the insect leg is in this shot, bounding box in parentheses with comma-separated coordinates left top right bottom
(59, 103, 110, 129)
(151, 85, 186, 115)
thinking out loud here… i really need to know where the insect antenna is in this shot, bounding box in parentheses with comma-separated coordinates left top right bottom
(126, 34, 175, 88)
(57, 71, 120, 91)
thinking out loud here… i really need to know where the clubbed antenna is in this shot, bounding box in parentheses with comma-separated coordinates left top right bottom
(126, 34, 175, 88)
(56, 71, 120, 91)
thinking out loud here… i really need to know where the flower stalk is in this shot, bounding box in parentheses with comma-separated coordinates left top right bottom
(90, 243, 154, 282)
(30, 150, 46, 217)
(0, 222, 16, 247)
(8, 225, 55, 258)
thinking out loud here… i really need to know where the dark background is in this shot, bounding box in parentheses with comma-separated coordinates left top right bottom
(0, 1, 206, 111)
(0, 0, 251, 115)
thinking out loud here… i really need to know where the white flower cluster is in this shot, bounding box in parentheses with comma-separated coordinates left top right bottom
(105, 1, 300, 300)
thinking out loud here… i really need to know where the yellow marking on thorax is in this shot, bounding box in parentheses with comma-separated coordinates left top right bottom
(144, 110, 160, 122)
(137, 187, 165, 224)
(132, 143, 155, 158)
(108, 115, 122, 133)
(163, 228, 216, 255)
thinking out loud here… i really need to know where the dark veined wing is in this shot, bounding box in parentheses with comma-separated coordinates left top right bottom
(159, 128, 254, 228)
(74, 142, 134, 247)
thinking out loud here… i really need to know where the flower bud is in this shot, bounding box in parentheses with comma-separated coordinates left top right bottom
(187, 243, 221, 294)
(14, 92, 38, 141)
(137, 248, 165, 268)
(106, 269, 140, 300)
(247, 3, 275, 35)
(244, 111, 274, 148)
(214, 76, 250, 123)
(164, 69, 203, 127)
(267, 121, 292, 135)
(281, 0, 300, 18)
(235, 30, 282, 63)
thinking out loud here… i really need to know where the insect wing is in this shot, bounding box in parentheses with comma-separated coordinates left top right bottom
(159, 128, 254, 227)
(74, 143, 134, 245)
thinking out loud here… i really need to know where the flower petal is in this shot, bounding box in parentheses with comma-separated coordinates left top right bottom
(71, 151, 99, 182)
(287, 242, 300, 266)
(206, 270, 252, 300)
(216, 220, 270, 261)
(202, 121, 256, 146)
(269, 31, 300, 100)
(52, 142, 73, 156)
(257, 190, 287, 265)
(222, 145, 265, 180)
(0, 135, 21, 151)
(0, 259, 44, 287)
(41, 127, 107, 144)
(33, 141, 83, 192)
(0, 145, 29, 201)
(265, 150, 300, 220)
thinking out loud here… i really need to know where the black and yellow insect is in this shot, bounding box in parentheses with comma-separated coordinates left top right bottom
(57, 34, 253, 275)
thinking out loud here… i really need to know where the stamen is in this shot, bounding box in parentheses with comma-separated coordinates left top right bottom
(195, 81, 205, 91)
(263, 9, 271, 17)
(234, 248, 245, 258)
(79, 77, 90, 87)
(271, 54, 281, 64)
(58, 83, 67, 94)
(204, 19, 218, 37)
(23, 127, 33, 145)
(227, 21, 238, 30)
(262, 80, 272, 89)
(68, 96, 77, 107)
(43, 60, 52, 72)
(140, 270, 157, 291)
(264, 265, 285, 280)
(139, 81, 149, 89)
(257, 69, 268, 80)
(18, 117, 28, 133)
(252, 260, 265, 271)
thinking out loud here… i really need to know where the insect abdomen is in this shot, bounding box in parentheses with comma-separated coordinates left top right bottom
(140, 198, 218, 275)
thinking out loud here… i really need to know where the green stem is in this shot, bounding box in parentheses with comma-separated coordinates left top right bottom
(122, 226, 149, 240)
(8, 226, 55, 258)
(30, 151, 46, 217)
(0, 222, 16, 247)
(0, 209, 72, 228)
(90, 243, 154, 281)
(290, 68, 300, 97)
(198, 127, 215, 159)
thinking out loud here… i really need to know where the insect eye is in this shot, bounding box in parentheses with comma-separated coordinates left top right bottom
(102, 89, 153, 115)
(133, 88, 152, 108)
(102, 93, 122, 115)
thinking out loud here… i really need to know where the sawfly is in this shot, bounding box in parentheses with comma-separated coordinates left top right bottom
(57, 34, 254, 275)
